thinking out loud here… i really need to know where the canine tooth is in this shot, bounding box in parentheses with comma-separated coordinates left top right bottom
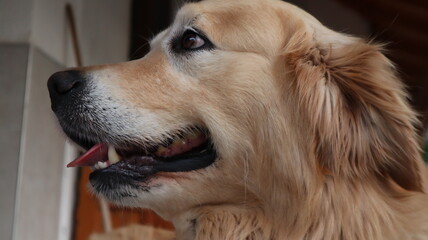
(108, 145, 121, 164)
(102, 162, 108, 168)
(98, 161, 108, 169)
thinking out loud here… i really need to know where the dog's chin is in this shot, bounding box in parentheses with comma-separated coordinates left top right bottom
(64, 126, 218, 201)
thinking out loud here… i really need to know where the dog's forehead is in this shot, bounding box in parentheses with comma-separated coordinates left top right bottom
(169, 0, 285, 55)
(176, 0, 273, 29)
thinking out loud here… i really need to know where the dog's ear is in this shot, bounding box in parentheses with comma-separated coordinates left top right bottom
(283, 28, 425, 192)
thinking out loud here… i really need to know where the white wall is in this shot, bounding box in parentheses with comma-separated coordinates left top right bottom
(0, 44, 29, 240)
(13, 47, 67, 240)
(0, 0, 33, 43)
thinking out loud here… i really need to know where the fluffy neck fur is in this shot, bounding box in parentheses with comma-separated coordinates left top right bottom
(171, 171, 428, 240)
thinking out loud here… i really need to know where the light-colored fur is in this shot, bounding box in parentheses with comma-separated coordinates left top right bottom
(79, 0, 428, 239)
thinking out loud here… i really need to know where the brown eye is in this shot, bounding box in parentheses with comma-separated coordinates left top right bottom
(181, 31, 205, 50)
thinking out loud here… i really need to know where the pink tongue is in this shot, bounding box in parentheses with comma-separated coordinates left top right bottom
(67, 143, 109, 168)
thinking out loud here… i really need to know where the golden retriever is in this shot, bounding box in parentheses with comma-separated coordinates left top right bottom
(48, 0, 428, 239)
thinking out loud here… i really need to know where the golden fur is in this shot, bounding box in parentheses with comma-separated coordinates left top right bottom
(76, 0, 428, 239)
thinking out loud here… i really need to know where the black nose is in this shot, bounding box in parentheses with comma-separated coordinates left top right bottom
(47, 70, 85, 111)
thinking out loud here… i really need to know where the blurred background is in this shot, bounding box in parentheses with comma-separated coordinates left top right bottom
(0, 0, 427, 240)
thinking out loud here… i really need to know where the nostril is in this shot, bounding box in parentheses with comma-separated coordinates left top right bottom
(54, 77, 78, 94)
(47, 70, 84, 95)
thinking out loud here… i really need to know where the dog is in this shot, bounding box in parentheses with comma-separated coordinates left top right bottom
(48, 0, 428, 239)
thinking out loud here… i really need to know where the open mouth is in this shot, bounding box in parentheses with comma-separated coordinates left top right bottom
(67, 128, 217, 178)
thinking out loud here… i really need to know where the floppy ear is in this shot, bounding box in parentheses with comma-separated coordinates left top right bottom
(284, 28, 425, 192)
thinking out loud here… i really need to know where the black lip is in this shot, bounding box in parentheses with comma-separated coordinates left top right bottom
(153, 141, 216, 172)
(89, 142, 217, 193)
(97, 141, 216, 175)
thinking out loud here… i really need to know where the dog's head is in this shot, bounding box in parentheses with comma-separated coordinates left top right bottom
(48, 0, 425, 221)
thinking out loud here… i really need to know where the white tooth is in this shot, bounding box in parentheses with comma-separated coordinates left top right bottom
(108, 145, 121, 164)
(98, 161, 108, 169)
(103, 162, 109, 168)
